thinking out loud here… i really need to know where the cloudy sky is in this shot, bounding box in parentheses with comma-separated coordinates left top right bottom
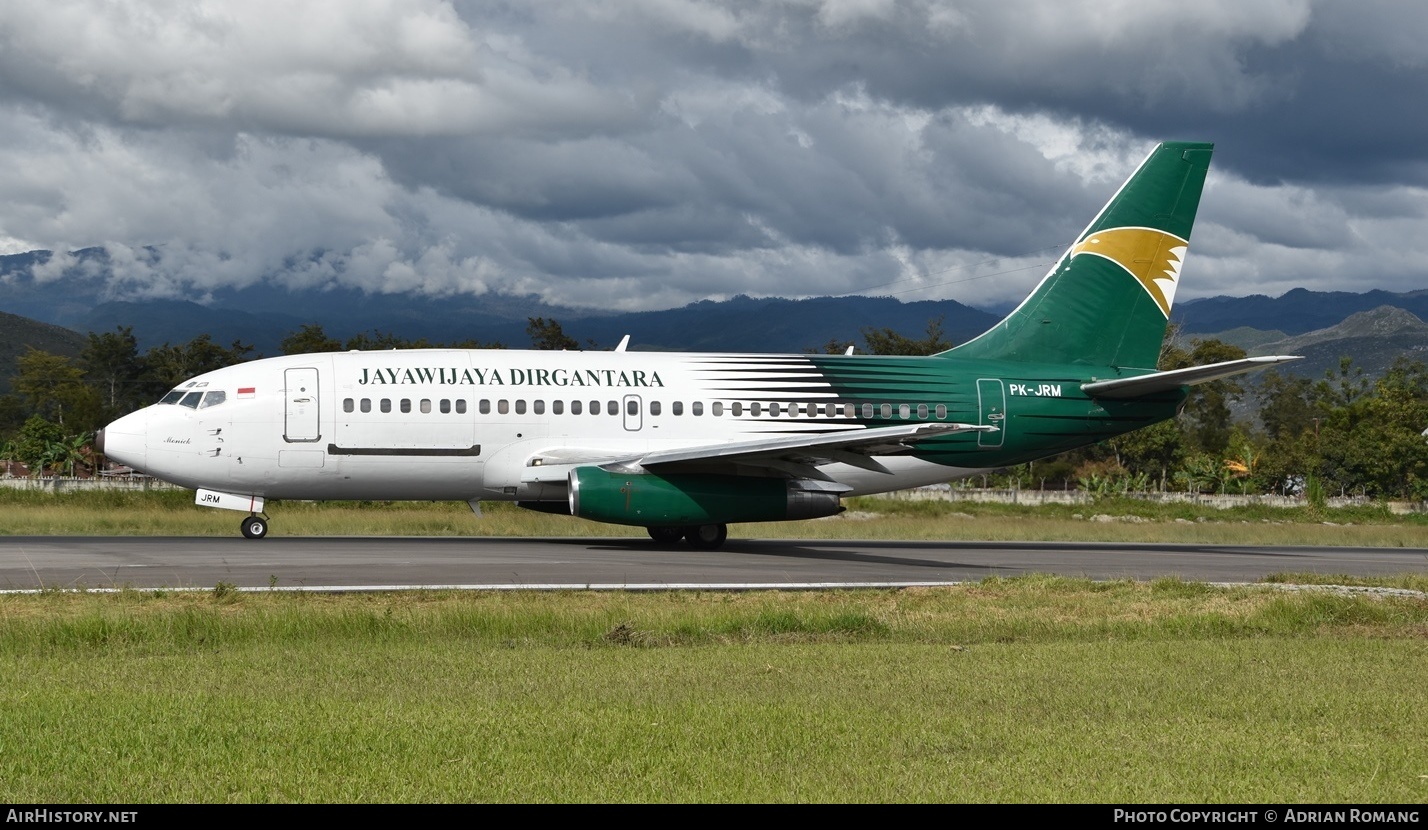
(1, 0, 1426, 312)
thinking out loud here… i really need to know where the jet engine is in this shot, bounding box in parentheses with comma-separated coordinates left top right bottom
(567, 466, 843, 526)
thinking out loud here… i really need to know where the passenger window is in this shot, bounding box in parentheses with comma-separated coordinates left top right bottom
(159, 389, 185, 405)
(862, 403, 873, 419)
(479, 399, 491, 415)
(626, 399, 638, 416)
(607, 400, 618, 415)
(420, 399, 432, 414)
(381, 399, 392, 413)
(692, 402, 703, 416)
(571, 400, 583, 415)
(401, 399, 412, 414)
(456, 400, 467, 414)
(899, 404, 910, 419)
(590, 400, 600, 415)
(650, 401, 661, 416)
(361, 398, 372, 413)
(711, 401, 722, 416)
(552, 400, 563, 415)
(440, 399, 451, 414)
(881, 403, 892, 419)
(199, 391, 226, 409)
(179, 391, 203, 409)
(935, 404, 947, 419)
(498, 400, 509, 415)
(533, 400, 545, 415)
(672, 401, 683, 416)
(732, 402, 743, 417)
(343, 398, 355, 413)
(917, 404, 928, 419)
(515, 400, 526, 415)
(767, 402, 778, 417)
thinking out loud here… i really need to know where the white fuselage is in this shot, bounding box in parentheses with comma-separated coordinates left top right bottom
(100, 349, 985, 504)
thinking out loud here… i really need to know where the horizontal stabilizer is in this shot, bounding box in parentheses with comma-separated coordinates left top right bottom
(1081, 356, 1302, 399)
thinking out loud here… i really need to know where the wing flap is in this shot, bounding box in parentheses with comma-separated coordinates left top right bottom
(637, 421, 991, 472)
(521, 421, 992, 481)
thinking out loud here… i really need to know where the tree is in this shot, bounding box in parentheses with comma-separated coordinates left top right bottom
(1161, 337, 1247, 454)
(46, 432, 91, 477)
(1258, 370, 1316, 442)
(1106, 419, 1185, 490)
(10, 415, 63, 474)
(1314, 358, 1428, 498)
(813, 337, 856, 355)
(861, 316, 950, 356)
(281, 324, 343, 355)
(527, 317, 579, 351)
(143, 335, 255, 390)
(343, 329, 414, 351)
(12, 348, 101, 431)
(81, 326, 146, 418)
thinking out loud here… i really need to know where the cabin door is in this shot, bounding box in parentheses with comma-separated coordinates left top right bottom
(977, 378, 1005, 449)
(284, 367, 321, 443)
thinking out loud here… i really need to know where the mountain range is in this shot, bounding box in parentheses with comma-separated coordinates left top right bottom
(2, 249, 1425, 383)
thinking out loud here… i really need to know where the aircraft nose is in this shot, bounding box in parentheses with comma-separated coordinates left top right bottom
(99, 409, 149, 470)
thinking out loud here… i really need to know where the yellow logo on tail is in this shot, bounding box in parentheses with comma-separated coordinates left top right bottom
(1069, 226, 1188, 317)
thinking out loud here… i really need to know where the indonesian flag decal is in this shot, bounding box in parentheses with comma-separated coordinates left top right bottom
(238, 387, 256, 398)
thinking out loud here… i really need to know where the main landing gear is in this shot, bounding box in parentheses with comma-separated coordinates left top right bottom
(647, 523, 729, 550)
(240, 514, 269, 540)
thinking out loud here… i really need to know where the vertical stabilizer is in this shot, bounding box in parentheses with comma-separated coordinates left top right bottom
(946, 142, 1213, 368)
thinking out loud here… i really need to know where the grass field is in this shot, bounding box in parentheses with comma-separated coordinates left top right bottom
(2, 490, 1425, 802)
(0, 579, 1425, 802)
(3, 488, 1427, 547)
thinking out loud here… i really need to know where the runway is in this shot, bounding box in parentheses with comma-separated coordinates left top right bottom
(1, 535, 1425, 592)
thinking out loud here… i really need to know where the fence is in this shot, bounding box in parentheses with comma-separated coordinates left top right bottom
(4, 476, 1425, 514)
(0, 476, 181, 492)
(883, 484, 1428, 514)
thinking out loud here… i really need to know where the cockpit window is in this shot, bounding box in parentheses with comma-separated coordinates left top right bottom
(159, 389, 185, 405)
(198, 391, 226, 409)
(178, 391, 203, 409)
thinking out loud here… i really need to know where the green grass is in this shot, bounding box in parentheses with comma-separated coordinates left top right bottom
(3, 489, 1427, 547)
(0, 581, 1425, 802)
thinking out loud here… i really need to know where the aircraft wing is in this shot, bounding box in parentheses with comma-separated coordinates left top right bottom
(1081, 356, 1302, 399)
(522, 421, 992, 483)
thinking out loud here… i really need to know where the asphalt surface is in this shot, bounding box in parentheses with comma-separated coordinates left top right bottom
(2, 535, 1425, 591)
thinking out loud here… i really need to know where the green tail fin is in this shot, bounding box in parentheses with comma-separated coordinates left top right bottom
(946, 141, 1213, 369)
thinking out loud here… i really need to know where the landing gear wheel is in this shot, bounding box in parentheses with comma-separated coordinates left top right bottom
(647, 526, 684, 545)
(240, 515, 269, 540)
(683, 523, 728, 550)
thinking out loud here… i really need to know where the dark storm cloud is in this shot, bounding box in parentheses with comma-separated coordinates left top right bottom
(0, 0, 1425, 313)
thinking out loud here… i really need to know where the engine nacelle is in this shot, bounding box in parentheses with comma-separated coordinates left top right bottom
(568, 467, 843, 527)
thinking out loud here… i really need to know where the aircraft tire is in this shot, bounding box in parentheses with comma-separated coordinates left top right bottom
(241, 515, 269, 540)
(683, 523, 728, 550)
(647, 526, 684, 545)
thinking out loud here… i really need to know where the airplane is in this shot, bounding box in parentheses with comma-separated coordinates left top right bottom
(96, 141, 1298, 549)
